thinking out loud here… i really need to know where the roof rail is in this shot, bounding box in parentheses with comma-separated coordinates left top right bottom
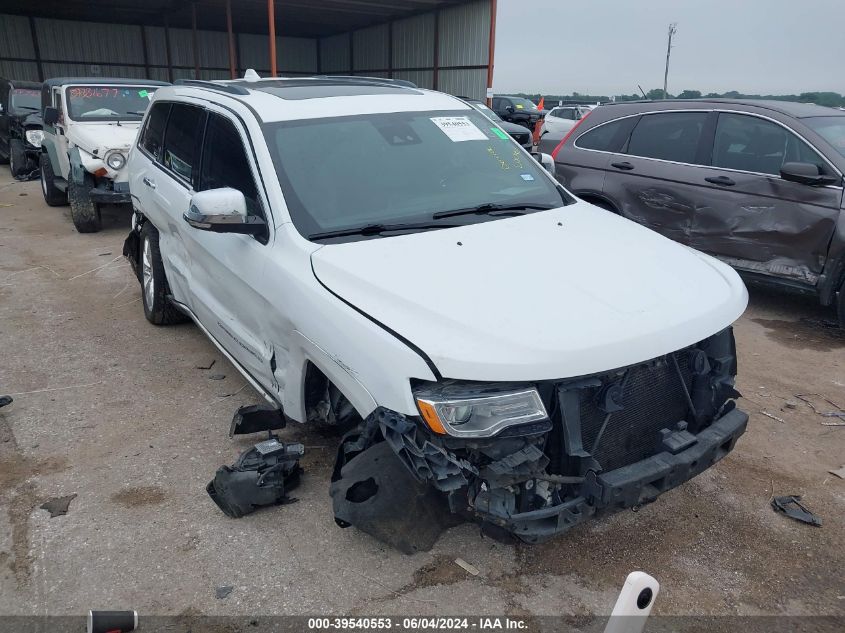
(311, 75, 417, 89)
(174, 79, 250, 96)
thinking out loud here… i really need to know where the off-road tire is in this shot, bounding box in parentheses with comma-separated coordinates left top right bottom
(140, 223, 188, 325)
(9, 139, 27, 177)
(68, 173, 102, 233)
(40, 153, 68, 206)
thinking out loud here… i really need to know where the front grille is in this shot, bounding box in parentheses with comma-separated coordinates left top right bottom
(578, 354, 693, 472)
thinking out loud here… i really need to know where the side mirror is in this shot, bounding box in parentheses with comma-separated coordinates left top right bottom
(43, 106, 59, 126)
(506, 106, 515, 114)
(183, 188, 266, 236)
(532, 152, 555, 174)
(780, 161, 840, 187)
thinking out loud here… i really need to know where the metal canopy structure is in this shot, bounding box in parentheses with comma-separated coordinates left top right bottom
(0, 0, 497, 100)
(0, 0, 468, 38)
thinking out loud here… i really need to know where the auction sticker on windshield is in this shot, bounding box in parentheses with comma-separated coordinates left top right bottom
(431, 116, 487, 142)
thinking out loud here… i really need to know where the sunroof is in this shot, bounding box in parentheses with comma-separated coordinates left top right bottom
(240, 81, 421, 101)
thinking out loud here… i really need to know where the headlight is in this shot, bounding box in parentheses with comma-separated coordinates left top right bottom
(106, 152, 126, 170)
(415, 386, 548, 438)
(25, 130, 44, 148)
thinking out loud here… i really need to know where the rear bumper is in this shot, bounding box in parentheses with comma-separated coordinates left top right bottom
(478, 407, 748, 541)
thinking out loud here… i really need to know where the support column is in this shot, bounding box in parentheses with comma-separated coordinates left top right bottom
(140, 25, 151, 79)
(226, 0, 237, 79)
(486, 0, 497, 106)
(28, 17, 44, 82)
(432, 10, 440, 90)
(164, 14, 174, 83)
(191, 3, 200, 79)
(268, 0, 277, 77)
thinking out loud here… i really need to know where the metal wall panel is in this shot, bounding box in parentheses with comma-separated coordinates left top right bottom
(0, 60, 39, 82)
(319, 33, 350, 73)
(167, 28, 195, 68)
(437, 68, 487, 100)
(278, 37, 318, 72)
(238, 34, 318, 73)
(41, 62, 147, 79)
(351, 70, 389, 78)
(439, 0, 489, 67)
(392, 13, 434, 70)
(35, 18, 145, 64)
(0, 14, 36, 58)
(144, 26, 168, 67)
(352, 23, 389, 72)
(393, 69, 434, 90)
(238, 33, 269, 71)
(196, 30, 230, 69)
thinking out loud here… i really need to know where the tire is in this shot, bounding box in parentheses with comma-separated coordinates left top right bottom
(40, 153, 68, 207)
(140, 223, 188, 325)
(9, 139, 27, 177)
(68, 173, 102, 233)
(836, 277, 845, 329)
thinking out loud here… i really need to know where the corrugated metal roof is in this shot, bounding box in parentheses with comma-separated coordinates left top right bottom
(1, 1, 476, 38)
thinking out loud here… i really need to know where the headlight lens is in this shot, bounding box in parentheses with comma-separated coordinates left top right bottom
(25, 130, 44, 148)
(416, 387, 547, 438)
(106, 152, 126, 170)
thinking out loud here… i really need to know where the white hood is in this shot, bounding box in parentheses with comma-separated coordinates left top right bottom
(67, 122, 140, 156)
(311, 202, 748, 382)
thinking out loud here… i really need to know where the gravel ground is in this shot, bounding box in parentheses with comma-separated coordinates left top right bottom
(0, 171, 843, 621)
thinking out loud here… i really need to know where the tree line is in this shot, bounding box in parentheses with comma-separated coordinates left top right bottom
(515, 90, 845, 108)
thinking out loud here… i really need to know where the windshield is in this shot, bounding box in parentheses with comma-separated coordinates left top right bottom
(470, 101, 503, 122)
(264, 109, 563, 240)
(510, 97, 539, 112)
(11, 89, 40, 112)
(804, 116, 845, 159)
(65, 86, 159, 121)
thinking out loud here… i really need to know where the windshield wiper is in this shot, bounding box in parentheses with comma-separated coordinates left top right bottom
(432, 202, 555, 220)
(308, 221, 459, 240)
(15, 106, 39, 111)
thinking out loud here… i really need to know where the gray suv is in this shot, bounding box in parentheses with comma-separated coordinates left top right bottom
(551, 99, 845, 325)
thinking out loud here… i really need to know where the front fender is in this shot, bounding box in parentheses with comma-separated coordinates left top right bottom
(69, 146, 107, 184)
(283, 330, 378, 423)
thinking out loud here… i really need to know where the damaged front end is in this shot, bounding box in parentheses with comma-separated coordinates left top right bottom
(331, 327, 748, 550)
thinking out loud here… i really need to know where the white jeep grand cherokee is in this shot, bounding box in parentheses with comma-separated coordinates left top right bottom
(124, 76, 749, 551)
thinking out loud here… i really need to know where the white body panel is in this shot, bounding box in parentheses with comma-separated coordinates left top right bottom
(128, 80, 748, 423)
(311, 203, 747, 382)
(66, 122, 138, 183)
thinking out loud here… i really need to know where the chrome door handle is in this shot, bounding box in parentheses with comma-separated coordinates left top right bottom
(143, 177, 156, 189)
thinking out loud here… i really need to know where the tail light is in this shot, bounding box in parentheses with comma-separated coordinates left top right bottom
(551, 109, 593, 159)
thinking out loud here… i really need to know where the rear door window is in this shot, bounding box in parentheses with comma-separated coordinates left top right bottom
(199, 113, 263, 217)
(712, 112, 829, 176)
(162, 103, 205, 185)
(626, 112, 708, 164)
(575, 117, 638, 152)
(139, 102, 170, 162)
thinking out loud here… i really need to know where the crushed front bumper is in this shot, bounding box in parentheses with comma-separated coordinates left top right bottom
(483, 408, 747, 542)
(90, 188, 131, 204)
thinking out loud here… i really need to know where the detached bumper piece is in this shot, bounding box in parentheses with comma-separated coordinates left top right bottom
(207, 436, 304, 518)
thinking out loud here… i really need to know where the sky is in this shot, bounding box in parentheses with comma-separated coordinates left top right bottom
(493, 0, 845, 96)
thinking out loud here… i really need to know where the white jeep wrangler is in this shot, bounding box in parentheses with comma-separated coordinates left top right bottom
(39, 78, 168, 233)
(124, 76, 750, 552)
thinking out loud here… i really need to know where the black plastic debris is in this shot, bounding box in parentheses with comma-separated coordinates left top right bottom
(0, 396, 12, 409)
(771, 495, 822, 527)
(229, 404, 287, 437)
(215, 586, 234, 600)
(330, 441, 458, 554)
(40, 494, 77, 518)
(207, 436, 304, 518)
